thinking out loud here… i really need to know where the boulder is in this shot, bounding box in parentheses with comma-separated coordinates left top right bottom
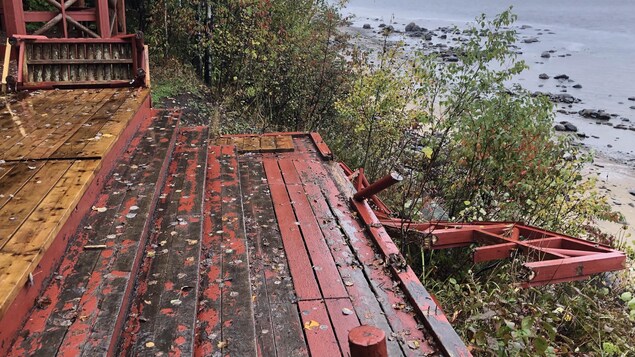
(579, 109, 611, 120)
(554, 124, 566, 131)
(539, 73, 549, 79)
(572, 84, 582, 89)
(378, 23, 386, 28)
(554, 74, 569, 80)
(628, 97, 635, 101)
(522, 37, 539, 43)
(630, 106, 635, 110)
(405, 22, 421, 32)
(362, 24, 372, 29)
(541, 51, 551, 58)
(563, 122, 578, 132)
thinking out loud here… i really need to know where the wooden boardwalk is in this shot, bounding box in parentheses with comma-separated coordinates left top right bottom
(0, 88, 150, 335)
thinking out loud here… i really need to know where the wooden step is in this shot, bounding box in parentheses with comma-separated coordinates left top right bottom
(120, 126, 208, 356)
(6, 110, 180, 356)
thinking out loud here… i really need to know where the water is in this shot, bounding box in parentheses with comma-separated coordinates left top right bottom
(342, 0, 635, 163)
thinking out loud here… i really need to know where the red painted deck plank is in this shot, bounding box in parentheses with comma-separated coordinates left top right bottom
(324, 298, 360, 356)
(279, 158, 348, 300)
(239, 157, 308, 357)
(218, 145, 257, 356)
(298, 300, 341, 357)
(195, 145, 223, 356)
(263, 158, 321, 301)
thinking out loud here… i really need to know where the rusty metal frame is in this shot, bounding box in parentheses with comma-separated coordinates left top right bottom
(346, 167, 627, 288)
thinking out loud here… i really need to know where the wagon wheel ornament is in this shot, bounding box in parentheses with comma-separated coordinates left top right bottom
(32, 0, 123, 38)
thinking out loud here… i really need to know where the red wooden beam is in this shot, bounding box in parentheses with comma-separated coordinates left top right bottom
(2, 0, 27, 35)
(23, 10, 96, 23)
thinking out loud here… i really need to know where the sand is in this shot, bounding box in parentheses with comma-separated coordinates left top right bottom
(587, 156, 635, 247)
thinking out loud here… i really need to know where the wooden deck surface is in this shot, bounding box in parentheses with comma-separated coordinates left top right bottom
(0, 87, 150, 321)
(4, 132, 462, 356)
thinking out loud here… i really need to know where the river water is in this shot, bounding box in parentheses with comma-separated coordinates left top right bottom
(341, 0, 635, 163)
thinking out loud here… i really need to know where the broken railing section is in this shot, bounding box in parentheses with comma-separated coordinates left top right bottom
(346, 167, 472, 357)
(343, 163, 627, 288)
(3, 33, 150, 91)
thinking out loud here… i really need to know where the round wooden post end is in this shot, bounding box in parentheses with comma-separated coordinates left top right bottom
(348, 325, 388, 357)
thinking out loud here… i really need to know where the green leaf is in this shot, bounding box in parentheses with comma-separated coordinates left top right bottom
(620, 291, 632, 302)
(533, 336, 548, 353)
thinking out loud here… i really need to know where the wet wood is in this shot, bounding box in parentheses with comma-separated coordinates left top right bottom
(218, 145, 257, 356)
(240, 157, 308, 357)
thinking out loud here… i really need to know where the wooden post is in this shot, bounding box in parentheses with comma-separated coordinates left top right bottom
(95, 0, 110, 37)
(348, 325, 388, 357)
(2, 0, 27, 36)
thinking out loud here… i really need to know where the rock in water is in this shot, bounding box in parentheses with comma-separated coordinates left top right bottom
(405, 22, 421, 32)
(541, 51, 551, 58)
(554, 74, 570, 80)
(628, 97, 635, 101)
(362, 24, 371, 29)
(564, 122, 578, 132)
(629, 189, 635, 197)
(523, 37, 539, 43)
(630, 106, 635, 110)
(554, 124, 566, 131)
(539, 73, 550, 79)
(573, 84, 582, 89)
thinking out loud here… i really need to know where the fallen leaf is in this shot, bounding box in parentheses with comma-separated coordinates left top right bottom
(217, 340, 228, 349)
(304, 320, 320, 330)
(145, 341, 155, 348)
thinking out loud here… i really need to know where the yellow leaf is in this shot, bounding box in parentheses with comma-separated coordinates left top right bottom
(304, 320, 320, 330)
(421, 146, 433, 159)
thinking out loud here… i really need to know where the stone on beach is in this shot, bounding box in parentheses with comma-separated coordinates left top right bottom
(405, 22, 421, 32)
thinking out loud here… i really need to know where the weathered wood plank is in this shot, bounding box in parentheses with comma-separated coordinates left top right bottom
(259, 136, 277, 153)
(0, 162, 45, 209)
(240, 157, 308, 357)
(293, 158, 408, 357)
(218, 145, 257, 356)
(239, 136, 260, 153)
(128, 127, 207, 356)
(0, 159, 99, 320)
(298, 300, 341, 356)
(279, 159, 348, 299)
(78, 88, 151, 158)
(0, 160, 73, 248)
(274, 135, 294, 152)
(195, 145, 224, 356)
(325, 298, 360, 356)
(262, 158, 321, 301)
